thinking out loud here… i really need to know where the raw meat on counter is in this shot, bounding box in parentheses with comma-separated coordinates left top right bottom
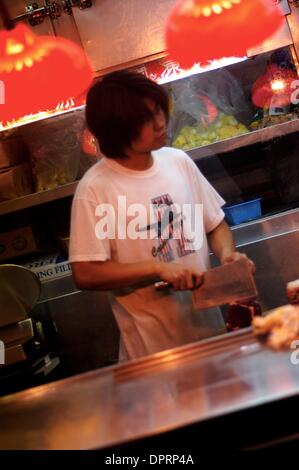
(226, 301, 262, 332)
(252, 304, 299, 350)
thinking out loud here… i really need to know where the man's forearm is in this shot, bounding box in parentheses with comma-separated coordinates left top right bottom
(72, 258, 204, 292)
(72, 260, 161, 291)
(207, 220, 235, 263)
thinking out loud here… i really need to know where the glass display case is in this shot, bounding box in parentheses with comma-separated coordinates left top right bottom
(159, 45, 299, 225)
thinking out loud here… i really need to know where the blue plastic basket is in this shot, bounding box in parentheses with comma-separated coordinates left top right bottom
(224, 198, 262, 226)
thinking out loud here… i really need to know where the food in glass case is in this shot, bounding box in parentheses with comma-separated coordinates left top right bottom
(250, 111, 298, 130)
(172, 112, 248, 150)
(250, 50, 299, 130)
(169, 66, 252, 149)
(34, 165, 71, 191)
(252, 64, 297, 110)
(22, 111, 85, 192)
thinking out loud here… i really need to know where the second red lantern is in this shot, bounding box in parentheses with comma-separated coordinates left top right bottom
(165, 0, 285, 68)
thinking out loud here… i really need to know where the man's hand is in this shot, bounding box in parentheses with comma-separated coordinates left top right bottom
(221, 251, 257, 305)
(157, 263, 203, 291)
(220, 251, 256, 274)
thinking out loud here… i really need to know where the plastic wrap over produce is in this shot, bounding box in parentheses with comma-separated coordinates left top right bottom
(21, 111, 86, 191)
(169, 69, 253, 150)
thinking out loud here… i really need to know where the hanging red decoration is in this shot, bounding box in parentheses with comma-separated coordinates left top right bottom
(197, 92, 218, 126)
(165, 0, 284, 68)
(81, 128, 98, 157)
(0, 23, 93, 124)
(252, 64, 298, 109)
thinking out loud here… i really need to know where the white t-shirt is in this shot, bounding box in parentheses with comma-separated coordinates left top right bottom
(69, 147, 226, 360)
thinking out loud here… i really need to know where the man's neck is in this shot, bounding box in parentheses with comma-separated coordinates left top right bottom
(113, 152, 153, 171)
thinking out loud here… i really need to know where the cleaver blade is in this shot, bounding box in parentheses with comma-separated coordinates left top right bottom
(192, 258, 258, 309)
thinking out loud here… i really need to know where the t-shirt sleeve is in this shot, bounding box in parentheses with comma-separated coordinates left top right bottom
(184, 155, 226, 233)
(69, 196, 111, 263)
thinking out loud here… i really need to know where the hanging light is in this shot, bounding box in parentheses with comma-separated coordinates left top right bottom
(0, 21, 93, 124)
(165, 0, 284, 68)
(252, 64, 298, 109)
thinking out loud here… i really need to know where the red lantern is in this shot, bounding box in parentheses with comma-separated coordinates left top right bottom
(0, 23, 93, 124)
(252, 64, 298, 109)
(165, 0, 284, 68)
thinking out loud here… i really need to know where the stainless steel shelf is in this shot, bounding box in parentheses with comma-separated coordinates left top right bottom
(187, 117, 299, 161)
(0, 181, 78, 216)
(1, 118, 299, 216)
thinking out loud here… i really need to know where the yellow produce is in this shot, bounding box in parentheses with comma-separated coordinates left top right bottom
(172, 113, 248, 150)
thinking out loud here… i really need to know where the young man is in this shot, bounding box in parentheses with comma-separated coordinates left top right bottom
(70, 70, 254, 361)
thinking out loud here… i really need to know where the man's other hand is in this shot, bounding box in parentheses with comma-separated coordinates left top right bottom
(221, 251, 256, 274)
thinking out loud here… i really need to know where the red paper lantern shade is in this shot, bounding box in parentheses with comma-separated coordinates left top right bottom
(165, 0, 284, 68)
(0, 23, 93, 124)
(252, 64, 298, 108)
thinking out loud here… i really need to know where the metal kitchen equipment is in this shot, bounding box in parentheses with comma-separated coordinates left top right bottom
(0, 264, 41, 327)
(0, 265, 60, 394)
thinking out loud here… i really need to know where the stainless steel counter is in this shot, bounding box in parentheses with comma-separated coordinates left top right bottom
(1, 328, 299, 450)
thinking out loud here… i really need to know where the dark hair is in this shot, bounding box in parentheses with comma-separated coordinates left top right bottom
(85, 70, 169, 158)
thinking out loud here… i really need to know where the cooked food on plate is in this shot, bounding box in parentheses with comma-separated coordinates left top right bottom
(252, 304, 299, 350)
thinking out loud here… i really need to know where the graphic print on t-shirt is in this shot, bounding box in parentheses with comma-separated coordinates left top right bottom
(138, 193, 195, 263)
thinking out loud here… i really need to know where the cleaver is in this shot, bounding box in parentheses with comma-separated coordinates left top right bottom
(155, 258, 258, 309)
